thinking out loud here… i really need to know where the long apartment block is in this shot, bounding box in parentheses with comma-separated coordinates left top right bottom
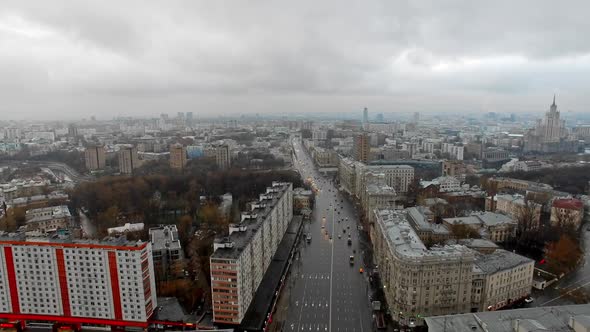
(0, 235, 157, 327)
(210, 182, 293, 325)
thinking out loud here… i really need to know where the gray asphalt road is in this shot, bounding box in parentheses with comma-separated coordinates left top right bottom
(530, 225, 590, 307)
(282, 138, 373, 332)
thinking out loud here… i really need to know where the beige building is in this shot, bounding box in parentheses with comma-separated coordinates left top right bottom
(25, 205, 72, 233)
(551, 198, 584, 229)
(210, 182, 293, 325)
(471, 250, 534, 311)
(169, 143, 187, 170)
(312, 146, 338, 167)
(444, 212, 517, 243)
(488, 177, 552, 193)
(337, 156, 357, 195)
(84, 144, 106, 171)
(353, 163, 414, 199)
(118, 144, 139, 174)
(363, 182, 397, 224)
(293, 187, 313, 212)
(442, 160, 467, 181)
(371, 209, 475, 326)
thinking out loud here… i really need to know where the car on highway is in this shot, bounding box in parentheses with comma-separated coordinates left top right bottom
(349, 255, 354, 265)
(338, 234, 341, 239)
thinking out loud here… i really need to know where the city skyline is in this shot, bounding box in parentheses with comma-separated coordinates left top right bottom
(1, 1, 590, 119)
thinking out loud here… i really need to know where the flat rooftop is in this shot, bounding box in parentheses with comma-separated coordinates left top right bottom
(425, 304, 590, 332)
(149, 225, 182, 251)
(474, 249, 533, 274)
(212, 182, 291, 260)
(406, 206, 450, 235)
(375, 209, 472, 260)
(0, 232, 145, 249)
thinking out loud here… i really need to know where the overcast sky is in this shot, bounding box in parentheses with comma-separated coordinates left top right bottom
(1, 1, 590, 120)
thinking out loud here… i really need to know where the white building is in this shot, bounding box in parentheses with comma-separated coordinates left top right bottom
(210, 182, 293, 325)
(0, 236, 157, 327)
(441, 143, 464, 161)
(420, 176, 461, 193)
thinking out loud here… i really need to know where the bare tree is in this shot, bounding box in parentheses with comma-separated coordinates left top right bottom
(516, 199, 539, 238)
(552, 207, 579, 237)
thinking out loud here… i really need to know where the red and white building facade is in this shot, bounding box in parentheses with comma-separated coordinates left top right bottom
(0, 239, 157, 327)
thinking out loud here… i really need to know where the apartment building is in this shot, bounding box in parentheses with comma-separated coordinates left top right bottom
(471, 250, 534, 312)
(149, 225, 183, 277)
(169, 144, 187, 170)
(406, 206, 451, 244)
(118, 145, 139, 175)
(363, 183, 397, 224)
(488, 177, 552, 193)
(210, 182, 293, 325)
(353, 133, 370, 163)
(354, 164, 414, 198)
(442, 160, 467, 181)
(444, 212, 517, 243)
(372, 209, 534, 326)
(337, 156, 357, 195)
(441, 143, 464, 161)
(312, 147, 338, 167)
(84, 145, 106, 171)
(371, 209, 475, 326)
(420, 176, 461, 193)
(293, 188, 313, 212)
(215, 144, 231, 170)
(551, 198, 584, 229)
(0, 236, 157, 326)
(25, 205, 72, 233)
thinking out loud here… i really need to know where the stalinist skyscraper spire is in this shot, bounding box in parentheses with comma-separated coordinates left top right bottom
(542, 94, 564, 141)
(524, 94, 576, 153)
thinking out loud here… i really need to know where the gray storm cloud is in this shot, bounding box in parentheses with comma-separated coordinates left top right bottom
(0, 0, 589, 119)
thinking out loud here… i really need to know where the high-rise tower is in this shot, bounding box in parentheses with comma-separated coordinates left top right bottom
(362, 108, 369, 126)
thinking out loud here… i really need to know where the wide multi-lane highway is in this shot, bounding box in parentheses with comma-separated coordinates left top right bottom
(282, 137, 373, 332)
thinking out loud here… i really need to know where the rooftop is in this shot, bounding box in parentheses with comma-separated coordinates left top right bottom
(457, 238, 499, 249)
(0, 232, 147, 250)
(211, 182, 292, 260)
(149, 225, 181, 251)
(374, 209, 472, 260)
(366, 183, 397, 196)
(553, 198, 584, 210)
(425, 304, 590, 332)
(406, 206, 450, 235)
(25, 205, 71, 223)
(474, 249, 533, 275)
(444, 212, 516, 227)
